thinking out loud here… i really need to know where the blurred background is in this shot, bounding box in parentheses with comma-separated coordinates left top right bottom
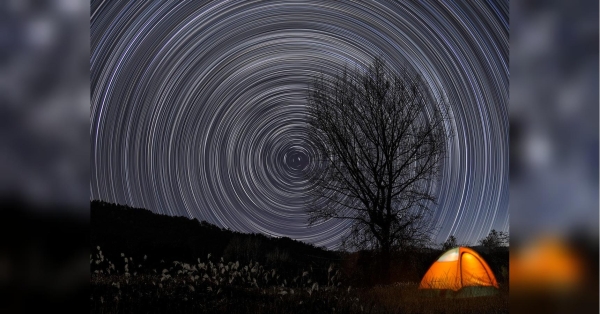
(0, 0, 89, 312)
(509, 0, 598, 313)
(0, 0, 596, 313)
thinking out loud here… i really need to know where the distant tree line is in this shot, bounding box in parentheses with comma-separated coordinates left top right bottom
(441, 229, 509, 252)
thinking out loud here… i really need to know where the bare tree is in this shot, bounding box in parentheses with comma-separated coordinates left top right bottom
(304, 58, 451, 282)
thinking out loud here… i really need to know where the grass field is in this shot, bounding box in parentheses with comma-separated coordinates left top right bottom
(90, 247, 508, 313)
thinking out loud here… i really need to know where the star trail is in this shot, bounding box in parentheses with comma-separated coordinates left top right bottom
(91, 1, 508, 249)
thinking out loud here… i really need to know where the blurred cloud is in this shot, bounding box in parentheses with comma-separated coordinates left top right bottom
(510, 0, 598, 239)
(0, 0, 89, 215)
(510, 0, 598, 313)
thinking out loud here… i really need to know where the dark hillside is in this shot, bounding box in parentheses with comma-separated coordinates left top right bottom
(91, 200, 341, 279)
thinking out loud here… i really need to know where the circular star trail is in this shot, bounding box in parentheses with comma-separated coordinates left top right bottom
(91, 1, 508, 249)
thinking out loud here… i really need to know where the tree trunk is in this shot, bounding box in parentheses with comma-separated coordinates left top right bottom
(379, 236, 391, 285)
(381, 246, 391, 284)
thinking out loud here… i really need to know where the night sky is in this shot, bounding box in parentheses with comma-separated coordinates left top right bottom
(91, 0, 508, 249)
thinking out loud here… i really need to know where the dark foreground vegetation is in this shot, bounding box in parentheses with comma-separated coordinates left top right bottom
(91, 201, 508, 313)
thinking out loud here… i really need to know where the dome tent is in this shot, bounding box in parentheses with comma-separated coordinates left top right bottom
(419, 247, 499, 297)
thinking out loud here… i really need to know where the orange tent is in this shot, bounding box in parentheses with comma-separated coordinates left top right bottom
(419, 247, 499, 291)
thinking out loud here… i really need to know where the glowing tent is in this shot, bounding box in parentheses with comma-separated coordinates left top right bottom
(419, 247, 499, 292)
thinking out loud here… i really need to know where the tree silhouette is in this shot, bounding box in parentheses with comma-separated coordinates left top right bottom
(442, 235, 458, 251)
(479, 229, 509, 250)
(304, 58, 451, 283)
